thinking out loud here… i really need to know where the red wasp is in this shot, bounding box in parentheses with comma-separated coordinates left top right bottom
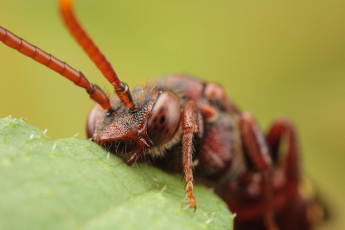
(0, 0, 327, 229)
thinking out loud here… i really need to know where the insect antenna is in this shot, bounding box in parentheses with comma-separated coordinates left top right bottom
(59, 0, 136, 111)
(0, 26, 111, 110)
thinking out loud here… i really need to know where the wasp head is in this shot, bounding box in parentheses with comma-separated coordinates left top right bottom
(87, 85, 181, 164)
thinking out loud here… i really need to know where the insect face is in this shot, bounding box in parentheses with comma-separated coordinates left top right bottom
(87, 86, 182, 165)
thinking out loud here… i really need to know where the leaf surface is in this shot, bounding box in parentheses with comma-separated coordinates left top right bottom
(0, 117, 233, 230)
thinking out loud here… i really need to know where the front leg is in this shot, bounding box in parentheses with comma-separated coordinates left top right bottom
(181, 100, 203, 210)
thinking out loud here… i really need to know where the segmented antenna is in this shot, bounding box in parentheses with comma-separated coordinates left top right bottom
(0, 26, 111, 110)
(59, 0, 136, 111)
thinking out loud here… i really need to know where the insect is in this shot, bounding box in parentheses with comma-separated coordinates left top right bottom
(0, 0, 328, 229)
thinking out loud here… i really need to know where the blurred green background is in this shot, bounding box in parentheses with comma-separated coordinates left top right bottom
(0, 0, 344, 229)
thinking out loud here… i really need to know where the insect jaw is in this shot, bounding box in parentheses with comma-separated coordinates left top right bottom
(123, 133, 154, 166)
(138, 134, 153, 148)
(93, 126, 153, 166)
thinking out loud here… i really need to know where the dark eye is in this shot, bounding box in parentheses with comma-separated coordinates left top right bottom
(148, 92, 181, 145)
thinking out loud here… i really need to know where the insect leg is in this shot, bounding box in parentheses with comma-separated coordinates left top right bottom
(239, 112, 278, 230)
(181, 100, 203, 210)
(266, 118, 300, 194)
(265, 118, 315, 229)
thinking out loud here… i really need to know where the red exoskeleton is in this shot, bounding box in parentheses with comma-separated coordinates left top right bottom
(0, 0, 327, 229)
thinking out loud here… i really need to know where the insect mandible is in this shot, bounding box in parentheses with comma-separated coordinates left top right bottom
(0, 0, 328, 229)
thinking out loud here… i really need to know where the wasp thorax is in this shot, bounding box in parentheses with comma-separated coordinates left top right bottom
(148, 92, 181, 145)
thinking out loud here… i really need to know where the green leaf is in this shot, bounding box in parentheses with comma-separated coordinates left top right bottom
(0, 117, 233, 230)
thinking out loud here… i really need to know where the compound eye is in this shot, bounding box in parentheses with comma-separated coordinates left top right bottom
(148, 92, 181, 145)
(86, 104, 102, 139)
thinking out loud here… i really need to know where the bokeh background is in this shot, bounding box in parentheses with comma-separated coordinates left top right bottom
(0, 0, 344, 229)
